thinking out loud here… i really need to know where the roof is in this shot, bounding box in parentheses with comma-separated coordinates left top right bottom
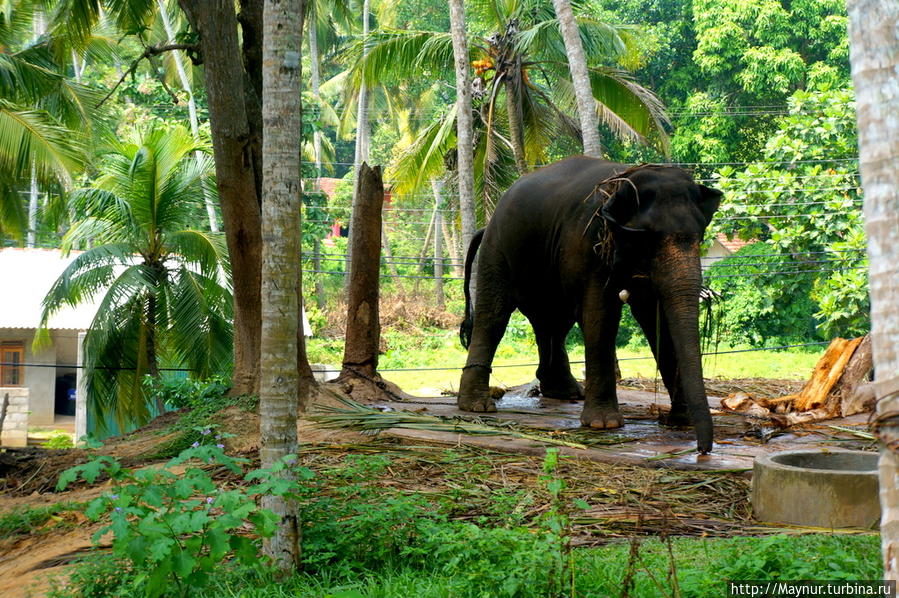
(0, 248, 102, 330)
(716, 233, 749, 254)
(314, 177, 342, 199)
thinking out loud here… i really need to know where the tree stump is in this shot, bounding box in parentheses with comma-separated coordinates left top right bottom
(333, 163, 407, 402)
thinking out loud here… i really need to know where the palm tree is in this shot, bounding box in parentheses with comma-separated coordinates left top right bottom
(0, 0, 97, 243)
(847, 0, 899, 581)
(37, 125, 232, 432)
(259, 0, 304, 571)
(448, 0, 476, 256)
(358, 0, 667, 208)
(552, 0, 602, 157)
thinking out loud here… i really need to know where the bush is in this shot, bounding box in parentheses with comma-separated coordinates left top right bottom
(707, 243, 819, 346)
(55, 436, 305, 598)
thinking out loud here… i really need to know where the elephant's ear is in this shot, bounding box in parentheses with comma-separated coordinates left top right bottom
(600, 182, 645, 231)
(696, 185, 723, 226)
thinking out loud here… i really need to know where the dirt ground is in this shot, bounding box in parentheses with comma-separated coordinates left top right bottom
(0, 377, 875, 597)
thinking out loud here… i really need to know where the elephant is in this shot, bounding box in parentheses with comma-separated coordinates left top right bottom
(457, 156, 722, 453)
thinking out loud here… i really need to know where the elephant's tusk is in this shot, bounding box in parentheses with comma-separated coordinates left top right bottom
(619, 289, 630, 303)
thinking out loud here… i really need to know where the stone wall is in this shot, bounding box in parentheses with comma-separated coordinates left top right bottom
(0, 387, 29, 447)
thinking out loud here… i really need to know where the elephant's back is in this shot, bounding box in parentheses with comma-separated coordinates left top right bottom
(480, 157, 627, 304)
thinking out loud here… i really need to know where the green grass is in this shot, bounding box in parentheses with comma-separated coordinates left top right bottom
(189, 534, 880, 598)
(0, 502, 83, 540)
(307, 316, 824, 395)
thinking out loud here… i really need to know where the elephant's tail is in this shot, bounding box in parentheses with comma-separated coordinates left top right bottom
(459, 228, 485, 349)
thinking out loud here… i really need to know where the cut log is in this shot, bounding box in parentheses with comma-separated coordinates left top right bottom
(793, 337, 864, 413)
(833, 334, 874, 416)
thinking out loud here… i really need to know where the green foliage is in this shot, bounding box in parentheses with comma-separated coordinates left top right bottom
(37, 124, 233, 432)
(55, 441, 302, 598)
(141, 376, 253, 460)
(707, 243, 818, 345)
(709, 87, 868, 339)
(43, 430, 75, 449)
(0, 501, 82, 539)
(143, 376, 231, 411)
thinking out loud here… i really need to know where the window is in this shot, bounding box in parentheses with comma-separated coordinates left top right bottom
(1, 342, 24, 386)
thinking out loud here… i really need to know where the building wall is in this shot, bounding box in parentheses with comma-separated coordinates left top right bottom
(0, 327, 60, 425)
(0, 386, 28, 447)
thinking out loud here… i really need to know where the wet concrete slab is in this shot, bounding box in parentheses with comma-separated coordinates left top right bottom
(374, 382, 873, 472)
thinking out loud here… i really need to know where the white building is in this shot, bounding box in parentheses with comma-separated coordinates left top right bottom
(0, 248, 98, 446)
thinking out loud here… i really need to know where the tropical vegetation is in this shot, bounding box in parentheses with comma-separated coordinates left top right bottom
(37, 124, 231, 431)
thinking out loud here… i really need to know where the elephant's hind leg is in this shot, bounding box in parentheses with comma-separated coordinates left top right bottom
(458, 272, 515, 413)
(533, 321, 583, 400)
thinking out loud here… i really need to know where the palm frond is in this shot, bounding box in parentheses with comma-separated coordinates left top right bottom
(0, 99, 85, 183)
(387, 105, 457, 198)
(586, 67, 670, 153)
(310, 395, 588, 449)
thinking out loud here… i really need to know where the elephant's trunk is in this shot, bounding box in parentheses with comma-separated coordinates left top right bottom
(651, 235, 713, 453)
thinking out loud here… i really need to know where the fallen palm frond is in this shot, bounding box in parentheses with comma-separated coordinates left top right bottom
(826, 425, 876, 441)
(309, 395, 588, 449)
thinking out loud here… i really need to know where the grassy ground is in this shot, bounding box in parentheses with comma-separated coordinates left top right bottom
(189, 534, 879, 598)
(307, 314, 825, 395)
(38, 441, 879, 597)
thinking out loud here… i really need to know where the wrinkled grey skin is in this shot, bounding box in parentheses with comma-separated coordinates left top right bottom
(457, 156, 722, 453)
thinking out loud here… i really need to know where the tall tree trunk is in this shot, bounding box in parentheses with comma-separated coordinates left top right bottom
(505, 75, 528, 174)
(178, 0, 263, 396)
(158, 0, 219, 232)
(448, 0, 476, 252)
(848, 0, 899, 582)
(443, 210, 462, 277)
(259, 0, 304, 571)
(346, 0, 371, 296)
(308, 0, 323, 176)
(433, 183, 444, 310)
(551, 0, 602, 158)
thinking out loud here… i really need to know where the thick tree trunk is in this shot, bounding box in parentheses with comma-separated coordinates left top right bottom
(341, 163, 382, 379)
(448, 0, 476, 252)
(848, 0, 899, 582)
(259, 0, 304, 571)
(552, 0, 602, 158)
(178, 0, 263, 396)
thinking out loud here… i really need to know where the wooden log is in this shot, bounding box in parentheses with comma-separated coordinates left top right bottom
(836, 334, 875, 416)
(793, 337, 864, 412)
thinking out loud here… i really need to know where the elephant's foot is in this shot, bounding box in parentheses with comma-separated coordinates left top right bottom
(538, 375, 584, 401)
(458, 393, 497, 413)
(581, 403, 624, 429)
(458, 365, 497, 413)
(659, 404, 691, 427)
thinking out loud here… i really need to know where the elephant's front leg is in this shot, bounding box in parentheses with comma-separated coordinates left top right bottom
(458, 277, 515, 413)
(629, 288, 690, 426)
(578, 283, 624, 429)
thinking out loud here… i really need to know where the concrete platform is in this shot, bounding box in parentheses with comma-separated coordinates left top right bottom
(373, 383, 873, 471)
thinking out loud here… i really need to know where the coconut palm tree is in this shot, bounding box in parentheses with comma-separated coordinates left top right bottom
(449, 0, 476, 256)
(37, 125, 232, 432)
(259, 0, 304, 570)
(847, 0, 899, 581)
(552, 0, 602, 157)
(356, 0, 667, 208)
(0, 0, 99, 243)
